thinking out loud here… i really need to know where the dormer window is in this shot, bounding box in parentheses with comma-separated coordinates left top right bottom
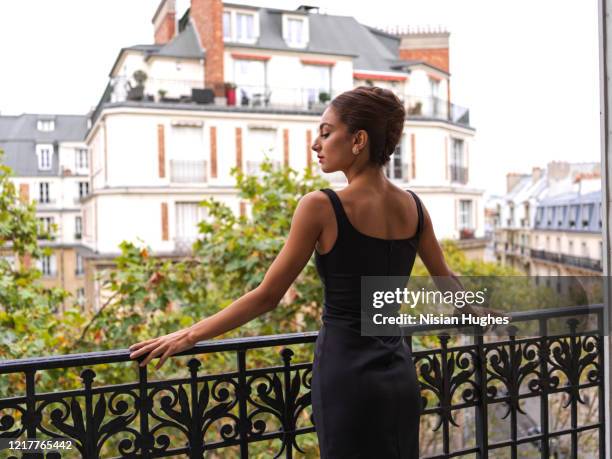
(37, 120, 55, 131)
(283, 15, 308, 48)
(223, 9, 259, 44)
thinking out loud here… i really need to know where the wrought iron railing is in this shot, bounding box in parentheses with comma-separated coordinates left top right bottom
(404, 95, 470, 126)
(0, 305, 604, 458)
(169, 159, 208, 183)
(530, 249, 603, 272)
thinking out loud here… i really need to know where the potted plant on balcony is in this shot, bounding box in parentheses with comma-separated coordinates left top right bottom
(318, 91, 331, 104)
(459, 228, 475, 239)
(408, 101, 422, 116)
(224, 82, 237, 106)
(128, 70, 148, 101)
(157, 89, 167, 101)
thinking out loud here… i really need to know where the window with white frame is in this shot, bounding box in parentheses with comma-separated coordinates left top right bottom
(458, 200, 473, 229)
(246, 128, 278, 174)
(283, 16, 308, 47)
(304, 64, 331, 107)
(568, 240, 574, 255)
(75, 253, 84, 276)
(169, 125, 206, 182)
(39, 182, 50, 203)
(385, 134, 406, 180)
(38, 217, 54, 236)
(37, 120, 55, 131)
(450, 138, 466, 183)
(223, 9, 258, 43)
(234, 59, 266, 104)
(37, 144, 53, 170)
(37, 254, 56, 277)
(581, 241, 589, 258)
(75, 216, 82, 238)
(76, 288, 86, 307)
(75, 148, 88, 169)
(175, 202, 208, 243)
(223, 11, 232, 40)
(78, 181, 90, 198)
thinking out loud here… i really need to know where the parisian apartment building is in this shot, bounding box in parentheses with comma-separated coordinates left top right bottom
(490, 161, 603, 279)
(0, 114, 89, 308)
(2, 0, 485, 311)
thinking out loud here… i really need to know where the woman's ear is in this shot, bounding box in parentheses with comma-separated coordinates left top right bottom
(354, 130, 368, 150)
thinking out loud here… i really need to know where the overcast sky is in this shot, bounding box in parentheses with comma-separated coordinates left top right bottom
(0, 0, 601, 196)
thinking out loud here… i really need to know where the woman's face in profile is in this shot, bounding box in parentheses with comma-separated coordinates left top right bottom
(312, 106, 353, 173)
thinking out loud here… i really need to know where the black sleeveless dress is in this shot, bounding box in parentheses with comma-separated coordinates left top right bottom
(311, 188, 422, 458)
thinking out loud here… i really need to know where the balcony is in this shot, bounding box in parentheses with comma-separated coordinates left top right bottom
(170, 160, 208, 184)
(404, 95, 470, 126)
(530, 249, 603, 272)
(0, 305, 603, 457)
(90, 78, 472, 129)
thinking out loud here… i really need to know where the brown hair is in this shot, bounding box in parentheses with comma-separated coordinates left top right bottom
(330, 86, 406, 166)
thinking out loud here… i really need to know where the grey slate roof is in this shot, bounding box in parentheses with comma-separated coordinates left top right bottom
(116, 22, 204, 75)
(224, 8, 413, 72)
(535, 190, 602, 233)
(0, 114, 87, 177)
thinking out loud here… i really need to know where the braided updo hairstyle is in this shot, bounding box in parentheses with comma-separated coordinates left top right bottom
(330, 86, 406, 166)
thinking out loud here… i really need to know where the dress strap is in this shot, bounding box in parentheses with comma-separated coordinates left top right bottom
(320, 188, 349, 233)
(406, 189, 424, 236)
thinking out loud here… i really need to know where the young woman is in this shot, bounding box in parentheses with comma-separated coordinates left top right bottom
(130, 86, 459, 458)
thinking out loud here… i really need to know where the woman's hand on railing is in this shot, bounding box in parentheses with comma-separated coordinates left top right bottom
(129, 327, 198, 370)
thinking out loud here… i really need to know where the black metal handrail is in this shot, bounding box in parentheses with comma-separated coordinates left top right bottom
(531, 249, 603, 272)
(0, 305, 605, 458)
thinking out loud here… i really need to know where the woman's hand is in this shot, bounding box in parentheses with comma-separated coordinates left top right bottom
(129, 328, 197, 370)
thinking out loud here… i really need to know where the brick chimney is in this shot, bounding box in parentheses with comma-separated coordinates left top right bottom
(532, 166, 543, 184)
(190, 0, 225, 96)
(394, 25, 450, 73)
(153, 0, 177, 45)
(506, 172, 525, 193)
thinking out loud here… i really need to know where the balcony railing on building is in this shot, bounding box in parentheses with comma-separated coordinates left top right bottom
(0, 305, 604, 458)
(404, 95, 470, 126)
(89, 78, 472, 129)
(169, 159, 208, 184)
(530, 249, 603, 272)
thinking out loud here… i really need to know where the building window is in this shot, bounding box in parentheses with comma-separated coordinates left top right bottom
(385, 135, 406, 180)
(581, 241, 589, 258)
(38, 217, 54, 237)
(304, 64, 331, 108)
(568, 240, 574, 255)
(75, 148, 88, 169)
(37, 120, 55, 131)
(458, 199, 473, 229)
(581, 203, 594, 227)
(223, 10, 258, 43)
(39, 182, 50, 203)
(75, 253, 84, 276)
(76, 288, 86, 307)
(78, 181, 89, 198)
(223, 11, 231, 40)
(450, 138, 467, 184)
(37, 145, 53, 170)
(75, 216, 82, 239)
(37, 254, 56, 277)
(235, 59, 267, 105)
(175, 202, 208, 248)
(568, 204, 579, 227)
(284, 17, 306, 47)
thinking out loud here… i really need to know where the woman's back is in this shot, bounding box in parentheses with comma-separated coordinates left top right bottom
(311, 186, 423, 458)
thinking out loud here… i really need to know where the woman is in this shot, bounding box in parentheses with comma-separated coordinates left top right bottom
(129, 86, 458, 458)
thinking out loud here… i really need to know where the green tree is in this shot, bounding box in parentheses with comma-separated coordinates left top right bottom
(0, 150, 82, 381)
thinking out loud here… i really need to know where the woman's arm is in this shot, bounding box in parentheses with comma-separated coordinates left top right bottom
(129, 191, 328, 368)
